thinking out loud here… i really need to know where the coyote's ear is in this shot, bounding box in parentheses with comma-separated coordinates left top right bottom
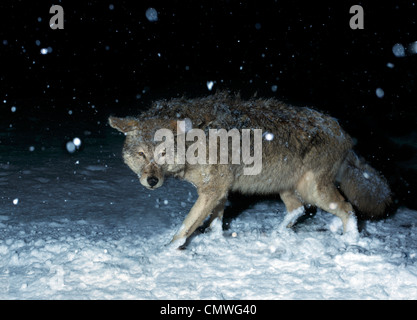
(169, 118, 192, 135)
(108, 116, 140, 134)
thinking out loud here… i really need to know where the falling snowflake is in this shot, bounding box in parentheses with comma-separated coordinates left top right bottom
(392, 43, 405, 57)
(207, 81, 214, 91)
(146, 8, 158, 22)
(376, 88, 384, 98)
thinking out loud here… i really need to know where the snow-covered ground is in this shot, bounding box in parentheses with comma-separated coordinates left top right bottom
(1, 129, 417, 299)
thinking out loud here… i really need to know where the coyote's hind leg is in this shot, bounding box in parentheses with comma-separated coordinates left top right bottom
(296, 172, 358, 235)
(280, 190, 305, 229)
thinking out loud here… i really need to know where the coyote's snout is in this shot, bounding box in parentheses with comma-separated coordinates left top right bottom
(109, 92, 392, 247)
(147, 176, 159, 188)
(140, 162, 164, 190)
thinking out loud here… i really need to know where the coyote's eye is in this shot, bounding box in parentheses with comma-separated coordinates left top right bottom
(139, 151, 145, 158)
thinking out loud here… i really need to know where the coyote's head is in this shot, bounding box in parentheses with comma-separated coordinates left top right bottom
(108, 116, 186, 190)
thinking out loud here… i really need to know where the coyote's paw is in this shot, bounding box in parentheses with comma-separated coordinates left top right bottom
(165, 236, 187, 251)
(279, 206, 305, 231)
(341, 215, 359, 244)
(329, 217, 343, 234)
(208, 217, 223, 237)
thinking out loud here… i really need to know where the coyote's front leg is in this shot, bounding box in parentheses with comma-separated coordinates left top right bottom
(171, 165, 232, 247)
(171, 191, 227, 246)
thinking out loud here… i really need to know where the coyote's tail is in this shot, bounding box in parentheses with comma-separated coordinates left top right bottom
(337, 150, 392, 219)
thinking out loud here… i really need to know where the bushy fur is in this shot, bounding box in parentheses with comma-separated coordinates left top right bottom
(337, 151, 392, 219)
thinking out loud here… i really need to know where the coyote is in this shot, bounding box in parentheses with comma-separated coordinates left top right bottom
(109, 92, 391, 246)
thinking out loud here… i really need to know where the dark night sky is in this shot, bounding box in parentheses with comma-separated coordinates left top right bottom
(1, 0, 417, 209)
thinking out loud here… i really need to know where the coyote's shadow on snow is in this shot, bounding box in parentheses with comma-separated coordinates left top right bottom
(222, 192, 317, 231)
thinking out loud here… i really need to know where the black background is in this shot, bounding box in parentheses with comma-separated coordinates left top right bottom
(1, 0, 416, 210)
